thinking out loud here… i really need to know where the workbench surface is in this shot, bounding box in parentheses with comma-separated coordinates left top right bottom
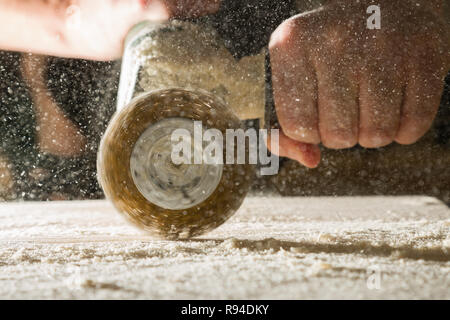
(0, 197, 448, 299)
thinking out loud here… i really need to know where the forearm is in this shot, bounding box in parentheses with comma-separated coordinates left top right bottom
(0, 0, 220, 60)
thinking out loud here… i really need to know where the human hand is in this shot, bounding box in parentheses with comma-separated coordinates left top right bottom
(61, 0, 221, 60)
(0, 0, 220, 60)
(268, 0, 450, 168)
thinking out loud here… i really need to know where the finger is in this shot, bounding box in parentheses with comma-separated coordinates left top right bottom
(395, 35, 448, 145)
(314, 56, 359, 149)
(395, 65, 446, 145)
(359, 55, 404, 148)
(269, 18, 320, 144)
(266, 130, 321, 168)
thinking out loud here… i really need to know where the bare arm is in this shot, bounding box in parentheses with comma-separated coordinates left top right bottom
(0, 0, 220, 60)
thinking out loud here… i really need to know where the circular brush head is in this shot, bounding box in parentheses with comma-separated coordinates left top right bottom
(98, 88, 254, 239)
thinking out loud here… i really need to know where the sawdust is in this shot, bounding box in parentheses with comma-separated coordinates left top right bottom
(0, 197, 449, 299)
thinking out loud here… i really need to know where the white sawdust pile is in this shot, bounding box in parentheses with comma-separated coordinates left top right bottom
(0, 196, 448, 299)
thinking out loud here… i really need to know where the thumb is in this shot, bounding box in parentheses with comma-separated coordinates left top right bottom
(266, 130, 321, 168)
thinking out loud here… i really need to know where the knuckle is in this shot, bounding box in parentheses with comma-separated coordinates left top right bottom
(269, 21, 296, 50)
